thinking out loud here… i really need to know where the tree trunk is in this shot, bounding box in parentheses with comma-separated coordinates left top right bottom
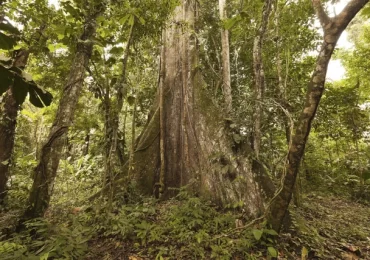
(252, 0, 273, 158)
(105, 21, 134, 187)
(268, 0, 369, 232)
(131, 0, 273, 217)
(0, 49, 30, 203)
(23, 5, 104, 219)
(219, 0, 232, 113)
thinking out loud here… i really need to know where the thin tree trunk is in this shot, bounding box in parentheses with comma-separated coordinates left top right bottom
(158, 35, 166, 197)
(0, 49, 30, 203)
(128, 94, 137, 179)
(0, 25, 45, 203)
(107, 20, 134, 179)
(23, 5, 104, 219)
(219, 0, 232, 113)
(268, 0, 369, 232)
(252, 0, 273, 158)
(274, 2, 291, 145)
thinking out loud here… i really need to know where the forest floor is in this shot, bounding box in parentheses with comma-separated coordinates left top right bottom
(85, 193, 370, 260)
(279, 194, 370, 259)
(1, 192, 370, 259)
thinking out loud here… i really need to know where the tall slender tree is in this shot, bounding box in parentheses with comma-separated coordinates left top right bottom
(23, 2, 105, 219)
(268, 0, 369, 232)
(219, 0, 232, 113)
(252, 0, 273, 158)
(0, 25, 48, 203)
(0, 50, 30, 203)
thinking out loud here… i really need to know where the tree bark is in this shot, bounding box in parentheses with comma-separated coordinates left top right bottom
(130, 0, 273, 216)
(23, 5, 104, 219)
(252, 0, 273, 158)
(0, 49, 30, 203)
(219, 0, 232, 113)
(267, 0, 369, 232)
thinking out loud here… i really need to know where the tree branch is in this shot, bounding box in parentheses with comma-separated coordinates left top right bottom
(335, 0, 369, 31)
(312, 0, 331, 28)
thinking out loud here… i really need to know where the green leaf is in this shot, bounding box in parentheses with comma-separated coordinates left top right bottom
(263, 229, 278, 236)
(224, 16, 241, 30)
(0, 32, 17, 50)
(119, 14, 131, 25)
(109, 46, 124, 55)
(232, 133, 242, 144)
(0, 65, 14, 95)
(137, 16, 145, 25)
(127, 95, 136, 105)
(221, 165, 229, 175)
(0, 21, 20, 34)
(252, 229, 263, 241)
(110, 77, 118, 86)
(63, 3, 81, 18)
(47, 43, 56, 52)
(1, 159, 9, 165)
(363, 171, 370, 181)
(268, 246, 278, 257)
(106, 57, 116, 66)
(12, 75, 29, 104)
(28, 84, 53, 108)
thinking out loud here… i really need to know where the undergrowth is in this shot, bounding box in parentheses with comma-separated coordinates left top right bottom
(0, 190, 279, 259)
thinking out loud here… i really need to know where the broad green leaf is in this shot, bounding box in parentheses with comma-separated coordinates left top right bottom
(110, 77, 118, 86)
(1, 159, 9, 165)
(109, 46, 124, 55)
(263, 229, 278, 236)
(268, 246, 278, 257)
(119, 14, 131, 25)
(63, 3, 81, 18)
(47, 43, 56, 52)
(224, 16, 241, 30)
(0, 21, 20, 34)
(106, 57, 116, 66)
(0, 32, 17, 50)
(252, 229, 263, 241)
(28, 84, 53, 108)
(363, 171, 370, 181)
(13, 44, 23, 50)
(137, 16, 145, 25)
(127, 95, 136, 105)
(12, 75, 29, 104)
(0, 65, 14, 95)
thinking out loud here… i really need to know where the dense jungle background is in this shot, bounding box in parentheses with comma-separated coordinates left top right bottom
(0, 0, 370, 259)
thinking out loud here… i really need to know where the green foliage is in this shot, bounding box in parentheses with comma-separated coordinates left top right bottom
(88, 190, 278, 259)
(0, 217, 92, 259)
(0, 19, 19, 50)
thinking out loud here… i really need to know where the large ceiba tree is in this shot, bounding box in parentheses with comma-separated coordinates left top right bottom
(131, 0, 369, 227)
(130, 0, 274, 217)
